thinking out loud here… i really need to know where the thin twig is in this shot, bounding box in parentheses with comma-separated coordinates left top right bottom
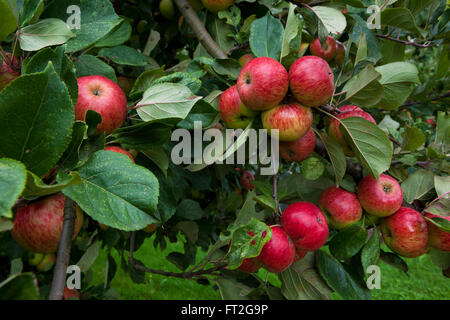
(375, 34, 432, 48)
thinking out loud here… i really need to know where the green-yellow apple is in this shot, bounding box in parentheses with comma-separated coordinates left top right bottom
(201, 0, 234, 13)
(11, 194, 84, 253)
(0, 53, 20, 90)
(289, 56, 335, 107)
(238, 53, 254, 67)
(310, 36, 337, 62)
(357, 174, 403, 217)
(261, 103, 313, 142)
(327, 105, 376, 156)
(36, 253, 56, 272)
(237, 57, 289, 111)
(104, 145, 135, 163)
(219, 85, 256, 129)
(28, 253, 44, 266)
(279, 128, 316, 162)
(256, 226, 295, 273)
(75, 75, 127, 135)
(159, 0, 175, 20)
(380, 207, 429, 258)
(318, 186, 362, 229)
(424, 212, 450, 251)
(281, 202, 329, 251)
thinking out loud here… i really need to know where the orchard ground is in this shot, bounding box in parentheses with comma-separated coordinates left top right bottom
(91, 233, 450, 300)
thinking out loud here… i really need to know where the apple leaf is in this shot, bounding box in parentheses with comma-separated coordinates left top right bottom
(75, 54, 117, 83)
(317, 250, 371, 300)
(95, 19, 132, 48)
(0, 63, 74, 177)
(342, 65, 384, 108)
(129, 67, 166, 98)
(339, 117, 393, 180)
(175, 199, 203, 220)
(313, 6, 347, 35)
(424, 216, 450, 233)
(58, 121, 88, 171)
(329, 224, 367, 261)
(0, 0, 18, 41)
(63, 151, 159, 231)
(0, 158, 27, 218)
(279, 252, 333, 300)
(142, 147, 169, 177)
(402, 126, 425, 151)
(301, 157, 325, 181)
(316, 133, 346, 186)
(0, 272, 39, 300)
(379, 250, 408, 274)
(208, 15, 235, 52)
(98, 45, 148, 67)
(434, 175, 450, 197)
(280, 3, 299, 61)
(215, 278, 251, 300)
(249, 12, 284, 60)
(76, 239, 100, 272)
(42, 0, 123, 53)
(18, 18, 75, 51)
(19, 0, 44, 27)
(428, 248, 450, 269)
(434, 111, 450, 153)
(22, 171, 82, 198)
(380, 8, 421, 35)
(361, 230, 380, 276)
(401, 170, 435, 203)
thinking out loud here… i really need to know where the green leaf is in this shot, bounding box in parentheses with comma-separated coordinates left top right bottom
(42, 0, 122, 53)
(0, 217, 13, 232)
(424, 216, 450, 233)
(428, 248, 450, 269)
(317, 250, 371, 300)
(0, 63, 74, 177)
(76, 239, 100, 272)
(215, 278, 250, 300)
(434, 111, 449, 152)
(177, 100, 219, 130)
(136, 83, 201, 122)
(348, 13, 381, 63)
(95, 19, 132, 47)
(142, 148, 169, 176)
(434, 175, 450, 197)
(329, 224, 367, 261)
(176, 199, 203, 220)
(217, 5, 241, 27)
(0, 273, 39, 300)
(254, 194, 276, 211)
(402, 126, 425, 151)
(281, 3, 300, 61)
(129, 67, 165, 98)
(339, 117, 393, 180)
(379, 250, 408, 274)
(75, 54, 117, 82)
(63, 151, 159, 231)
(401, 170, 435, 203)
(380, 8, 421, 35)
(98, 45, 148, 67)
(23, 45, 78, 104)
(58, 121, 88, 171)
(343, 64, 383, 107)
(354, 33, 367, 67)
(212, 59, 241, 80)
(18, 18, 75, 51)
(0, 159, 26, 218)
(208, 15, 235, 52)
(19, 0, 44, 27)
(249, 12, 284, 60)
(227, 217, 271, 269)
(22, 171, 82, 198)
(378, 115, 400, 134)
(317, 133, 346, 186)
(301, 157, 325, 181)
(361, 230, 380, 275)
(0, 0, 18, 41)
(279, 252, 332, 300)
(313, 6, 347, 35)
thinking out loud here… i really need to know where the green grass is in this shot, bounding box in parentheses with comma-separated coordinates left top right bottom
(91, 234, 450, 300)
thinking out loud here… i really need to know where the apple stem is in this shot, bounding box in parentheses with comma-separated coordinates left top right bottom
(49, 197, 77, 300)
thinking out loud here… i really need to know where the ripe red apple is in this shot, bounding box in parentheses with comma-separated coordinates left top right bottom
(201, 0, 234, 13)
(75, 75, 127, 135)
(240, 170, 255, 190)
(279, 128, 316, 162)
(289, 56, 334, 107)
(36, 253, 56, 272)
(0, 53, 20, 90)
(63, 287, 81, 300)
(237, 57, 289, 111)
(238, 257, 261, 273)
(357, 174, 403, 217)
(238, 53, 254, 67)
(310, 36, 337, 62)
(424, 212, 450, 252)
(104, 145, 135, 163)
(327, 105, 376, 156)
(318, 186, 362, 229)
(334, 41, 346, 66)
(261, 103, 313, 142)
(219, 85, 256, 129)
(11, 194, 84, 253)
(257, 226, 295, 273)
(380, 207, 429, 258)
(281, 202, 329, 251)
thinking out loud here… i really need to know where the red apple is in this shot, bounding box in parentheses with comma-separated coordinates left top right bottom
(104, 145, 135, 163)
(75, 75, 127, 135)
(219, 85, 256, 129)
(380, 207, 429, 258)
(294, 248, 308, 262)
(357, 174, 403, 217)
(237, 57, 289, 111)
(334, 41, 346, 66)
(318, 186, 362, 229)
(238, 53, 254, 67)
(63, 287, 81, 300)
(240, 170, 255, 190)
(281, 202, 329, 251)
(289, 56, 335, 107)
(201, 0, 234, 13)
(238, 258, 261, 273)
(279, 129, 316, 162)
(11, 194, 84, 253)
(310, 36, 337, 62)
(327, 105, 376, 156)
(424, 212, 450, 252)
(0, 53, 20, 90)
(257, 226, 295, 273)
(261, 103, 313, 142)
